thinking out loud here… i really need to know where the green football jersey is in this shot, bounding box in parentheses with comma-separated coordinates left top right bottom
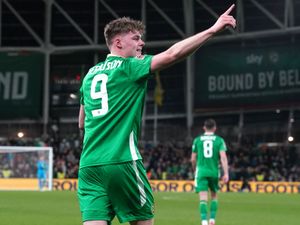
(79, 54, 153, 168)
(192, 133, 227, 178)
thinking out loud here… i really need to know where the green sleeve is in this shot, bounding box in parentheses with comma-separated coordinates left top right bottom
(125, 55, 153, 81)
(219, 137, 227, 151)
(192, 138, 198, 153)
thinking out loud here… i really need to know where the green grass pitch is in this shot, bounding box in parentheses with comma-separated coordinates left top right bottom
(0, 191, 299, 225)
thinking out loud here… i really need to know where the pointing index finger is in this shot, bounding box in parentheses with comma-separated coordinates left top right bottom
(223, 4, 235, 15)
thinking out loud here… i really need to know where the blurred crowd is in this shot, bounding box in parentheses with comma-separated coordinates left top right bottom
(228, 140, 300, 182)
(141, 140, 300, 182)
(141, 142, 194, 180)
(0, 135, 299, 182)
(0, 135, 81, 179)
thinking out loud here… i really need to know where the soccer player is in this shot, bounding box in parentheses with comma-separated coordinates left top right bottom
(37, 155, 47, 191)
(191, 119, 229, 225)
(78, 5, 236, 225)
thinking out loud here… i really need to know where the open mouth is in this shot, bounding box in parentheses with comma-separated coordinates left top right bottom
(136, 49, 143, 58)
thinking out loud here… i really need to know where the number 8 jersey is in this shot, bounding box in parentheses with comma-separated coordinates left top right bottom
(79, 54, 153, 168)
(192, 133, 227, 178)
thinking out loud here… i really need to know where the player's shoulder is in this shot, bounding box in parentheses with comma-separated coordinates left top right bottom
(193, 135, 202, 141)
(124, 54, 153, 63)
(214, 134, 225, 140)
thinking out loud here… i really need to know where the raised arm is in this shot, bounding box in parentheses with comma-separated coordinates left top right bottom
(151, 4, 236, 72)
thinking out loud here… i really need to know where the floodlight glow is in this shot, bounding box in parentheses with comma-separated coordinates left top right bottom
(17, 132, 24, 138)
(70, 93, 77, 99)
(288, 136, 294, 142)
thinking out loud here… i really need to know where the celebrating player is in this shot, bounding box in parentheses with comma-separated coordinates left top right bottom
(78, 4, 236, 225)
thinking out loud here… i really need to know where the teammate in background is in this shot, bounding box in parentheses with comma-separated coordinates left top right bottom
(37, 155, 47, 191)
(191, 119, 229, 225)
(78, 5, 235, 225)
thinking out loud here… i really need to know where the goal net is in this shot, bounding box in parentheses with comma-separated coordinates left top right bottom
(0, 146, 53, 191)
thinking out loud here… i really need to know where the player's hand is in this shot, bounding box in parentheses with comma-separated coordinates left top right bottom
(210, 4, 236, 34)
(222, 174, 229, 183)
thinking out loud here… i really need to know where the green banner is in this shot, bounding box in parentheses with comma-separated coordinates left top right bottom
(0, 52, 44, 118)
(195, 45, 300, 109)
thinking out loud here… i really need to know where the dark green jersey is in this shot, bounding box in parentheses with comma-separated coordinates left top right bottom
(79, 54, 153, 168)
(192, 133, 227, 178)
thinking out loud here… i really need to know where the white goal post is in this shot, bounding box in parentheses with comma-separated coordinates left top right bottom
(0, 146, 53, 191)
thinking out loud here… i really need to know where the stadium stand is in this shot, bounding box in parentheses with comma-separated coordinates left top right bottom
(1, 136, 299, 182)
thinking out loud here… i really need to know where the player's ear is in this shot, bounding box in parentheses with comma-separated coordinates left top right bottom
(115, 38, 122, 49)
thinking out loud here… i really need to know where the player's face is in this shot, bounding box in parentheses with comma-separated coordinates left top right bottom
(119, 31, 145, 57)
